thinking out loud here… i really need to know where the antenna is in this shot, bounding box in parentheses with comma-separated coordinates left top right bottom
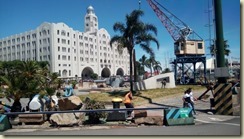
(139, 0, 141, 10)
(205, 0, 214, 54)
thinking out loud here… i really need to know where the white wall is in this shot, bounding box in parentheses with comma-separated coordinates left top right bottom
(134, 72, 176, 90)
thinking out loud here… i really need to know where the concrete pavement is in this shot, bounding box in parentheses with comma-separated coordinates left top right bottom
(1, 89, 240, 134)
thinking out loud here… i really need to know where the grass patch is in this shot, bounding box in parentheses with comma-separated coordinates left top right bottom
(78, 85, 206, 106)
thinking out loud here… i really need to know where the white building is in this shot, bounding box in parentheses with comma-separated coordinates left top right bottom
(0, 6, 130, 79)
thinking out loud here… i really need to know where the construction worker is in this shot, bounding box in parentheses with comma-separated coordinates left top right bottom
(123, 91, 134, 117)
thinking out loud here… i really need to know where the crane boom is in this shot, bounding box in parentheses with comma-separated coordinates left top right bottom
(147, 0, 205, 56)
(147, 0, 202, 41)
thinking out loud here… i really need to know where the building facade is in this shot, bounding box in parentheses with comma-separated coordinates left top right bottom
(0, 6, 130, 79)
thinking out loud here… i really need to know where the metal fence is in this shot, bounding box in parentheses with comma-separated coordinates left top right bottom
(3, 107, 168, 116)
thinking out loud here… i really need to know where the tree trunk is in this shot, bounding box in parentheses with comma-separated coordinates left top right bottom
(129, 50, 133, 93)
(150, 65, 153, 77)
(133, 49, 137, 82)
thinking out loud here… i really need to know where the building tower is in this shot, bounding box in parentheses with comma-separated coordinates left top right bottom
(84, 6, 98, 33)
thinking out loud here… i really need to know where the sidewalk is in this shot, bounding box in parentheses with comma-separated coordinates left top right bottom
(3, 89, 240, 133)
(140, 90, 213, 116)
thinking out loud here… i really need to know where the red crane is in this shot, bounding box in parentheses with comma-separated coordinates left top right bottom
(147, 0, 205, 56)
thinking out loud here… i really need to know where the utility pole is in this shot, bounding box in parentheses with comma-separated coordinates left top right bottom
(213, 0, 227, 83)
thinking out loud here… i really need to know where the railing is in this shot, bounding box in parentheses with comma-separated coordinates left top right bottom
(3, 107, 168, 116)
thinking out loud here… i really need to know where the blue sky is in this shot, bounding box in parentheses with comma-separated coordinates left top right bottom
(0, 0, 241, 68)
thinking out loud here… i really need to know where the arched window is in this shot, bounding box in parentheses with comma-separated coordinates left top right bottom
(61, 30, 66, 36)
(62, 70, 67, 77)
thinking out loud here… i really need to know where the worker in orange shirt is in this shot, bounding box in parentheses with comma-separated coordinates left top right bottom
(124, 91, 134, 117)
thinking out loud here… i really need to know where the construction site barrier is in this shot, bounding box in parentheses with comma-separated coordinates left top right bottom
(0, 115, 12, 132)
(164, 107, 194, 126)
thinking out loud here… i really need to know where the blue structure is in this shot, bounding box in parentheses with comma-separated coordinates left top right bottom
(64, 85, 74, 97)
(171, 56, 207, 85)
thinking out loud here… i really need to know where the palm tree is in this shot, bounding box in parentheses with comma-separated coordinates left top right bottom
(17, 61, 46, 97)
(0, 61, 56, 112)
(153, 60, 162, 74)
(135, 61, 145, 76)
(209, 40, 231, 56)
(145, 56, 156, 77)
(139, 55, 147, 72)
(110, 10, 159, 93)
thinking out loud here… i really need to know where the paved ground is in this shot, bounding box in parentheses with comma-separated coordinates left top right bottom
(1, 88, 240, 134)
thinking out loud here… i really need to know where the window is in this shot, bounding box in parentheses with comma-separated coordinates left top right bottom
(61, 39, 66, 44)
(181, 43, 184, 50)
(22, 36, 25, 41)
(32, 34, 36, 38)
(62, 47, 66, 52)
(43, 30, 47, 35)
(57, 30, 60, 35)
(12, 39, 15, 44)
(62, 55, 66, 60)
(198, 43, 203, 49)
(102, 34, 106, 39)
(61, 30, 66, 36)
(79, 35, 83, 39)
(27, 35, 30, 40)
(93, 17, 97, 22)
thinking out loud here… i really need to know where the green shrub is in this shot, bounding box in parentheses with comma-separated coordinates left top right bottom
(90, 73, 98, 80)
(85, 98, 108, 124)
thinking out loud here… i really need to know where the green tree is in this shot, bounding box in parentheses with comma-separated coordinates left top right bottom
(162, 68, 171, 73)
(110, 10, 159, 93)
(209, 40, 231, 56)
(145, 56, 156, 77)
(135, 61, 145, 76)
(153, 60, 162, 74)
(139, 55, 147, 72)
(0, 61, 58, 111)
